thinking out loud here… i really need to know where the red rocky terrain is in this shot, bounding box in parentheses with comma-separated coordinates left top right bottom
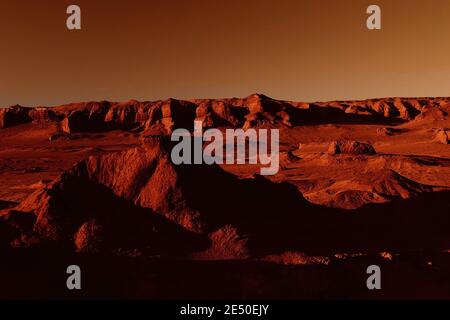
(1, 94, 450, 299)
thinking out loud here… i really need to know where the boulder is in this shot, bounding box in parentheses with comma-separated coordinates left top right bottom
(328, 140, 376, 155)
(376, 127, 394, 136)
(434, 129, 449, 144)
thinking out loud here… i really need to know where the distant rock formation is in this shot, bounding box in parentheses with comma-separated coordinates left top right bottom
(0, 105, 31, 128)
(327, 140, 376, 155)
(2, 95, 449, 132)
(29, 107, 60, 124)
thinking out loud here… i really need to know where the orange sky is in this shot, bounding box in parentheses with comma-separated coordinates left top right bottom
(1, 0, 450, 106)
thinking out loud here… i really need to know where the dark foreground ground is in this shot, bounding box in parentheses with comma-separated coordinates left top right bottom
(1, 248, 450, 300)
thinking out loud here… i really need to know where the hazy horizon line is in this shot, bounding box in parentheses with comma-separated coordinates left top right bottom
(2, 93, 450, 109)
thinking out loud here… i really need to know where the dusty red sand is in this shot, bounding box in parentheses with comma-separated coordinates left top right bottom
(1, 94, 450, 299)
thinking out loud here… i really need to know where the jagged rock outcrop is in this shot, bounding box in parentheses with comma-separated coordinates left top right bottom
(307, 169, 433, 209)
(434, 129, 449, 144)
(192, 225, 249, 260)
(29, 107, 60, 124)
(74, 219, 107, 253)
(242, 94, 294, 129)
(13, 152, 209, 256)
(160, 98, 197, 132)
(0, 105, 31, 128)
(279, 151, 301, 167)
(10, 136, 310, 256)
(194, 100, 241, 128)
(60, 111, 86, 133)
(415, 106, 448, 122)
(368, 170, 432, 199)
(339, 98, 431, 120)
(377, 127, 394, 136)
(60, 102, 111, 133)
(2, 95, 450, 132)
(393, 98, 421, 120)
(56, 99, 198, 134)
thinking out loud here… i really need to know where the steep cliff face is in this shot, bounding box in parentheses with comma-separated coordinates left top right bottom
(28, 108, 60, 124)
(0, 105, 31, 128)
